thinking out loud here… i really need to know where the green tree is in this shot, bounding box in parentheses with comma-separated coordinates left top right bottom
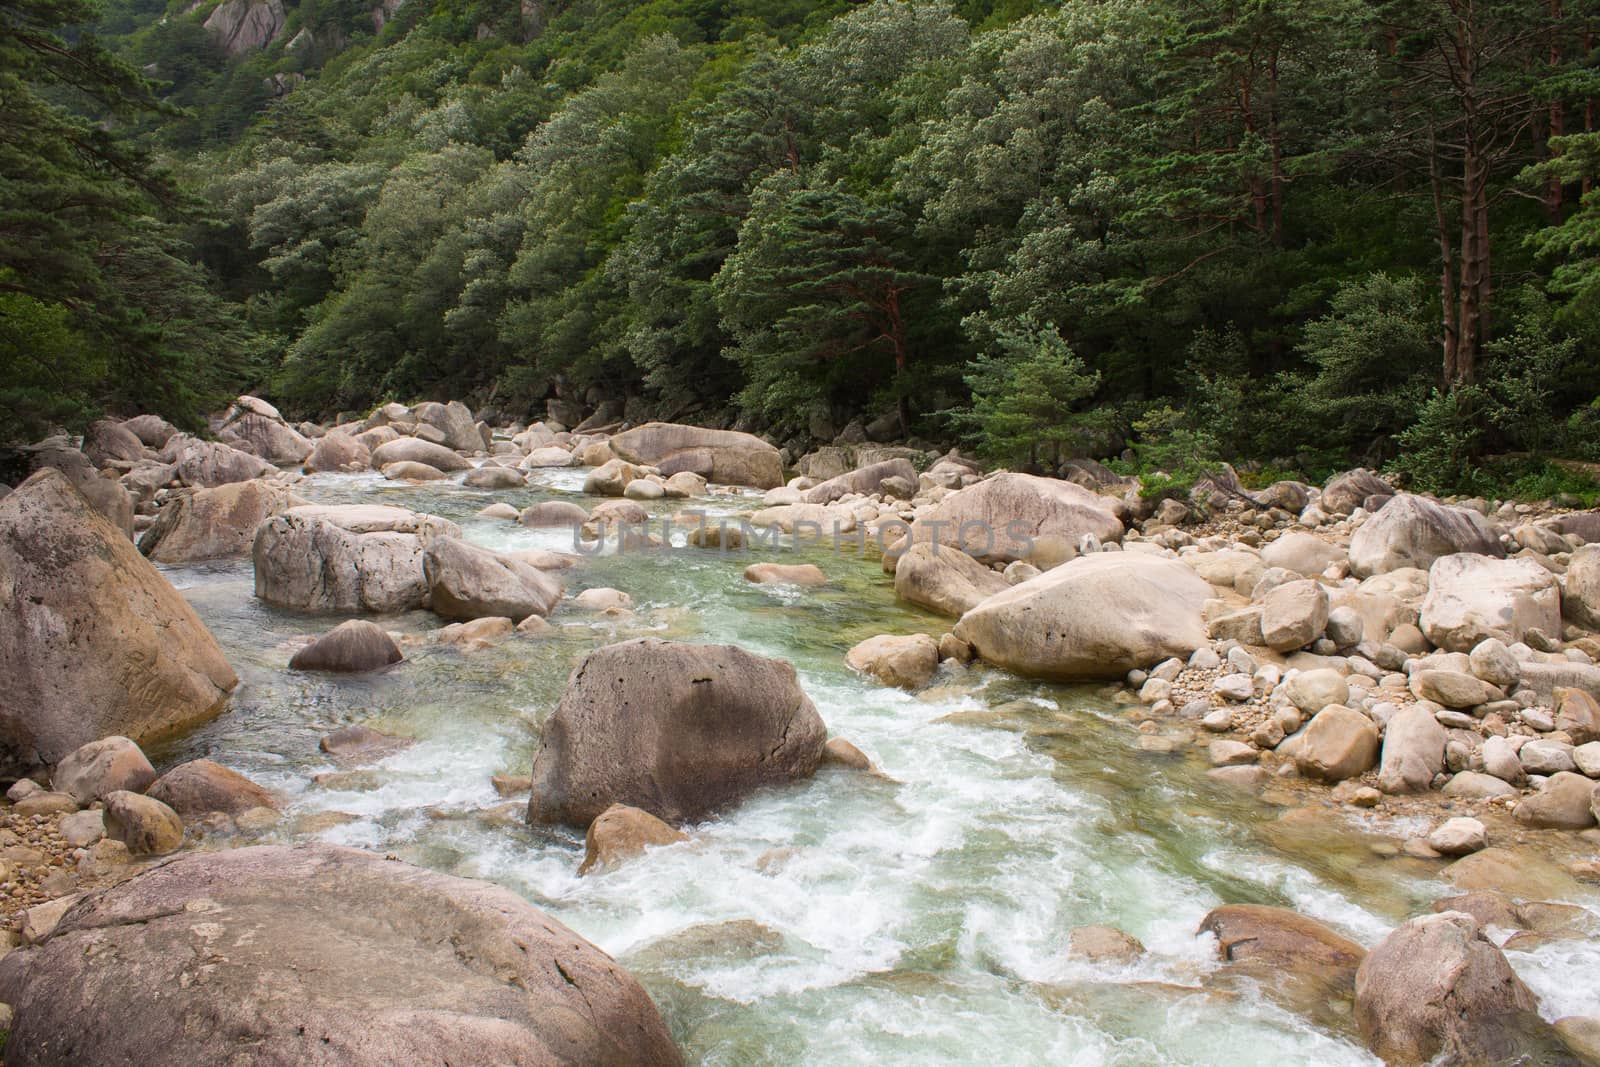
(1, 0, 254, 439)
(716, 172, 930, 436)
(953, 315, 1107, 468)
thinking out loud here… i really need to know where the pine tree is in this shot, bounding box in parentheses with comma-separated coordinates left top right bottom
(953, 315, 1106, 468)
(1, 0, 253, 439)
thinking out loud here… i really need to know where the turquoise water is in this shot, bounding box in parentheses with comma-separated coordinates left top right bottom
(152, 466, 1599, 1065)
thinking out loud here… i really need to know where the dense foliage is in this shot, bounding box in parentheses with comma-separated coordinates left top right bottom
(0, 0, 259, 438)
(10, 0, 1600, 497)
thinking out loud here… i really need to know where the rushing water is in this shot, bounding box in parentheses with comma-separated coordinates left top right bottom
(152, 467, 1600, 1065)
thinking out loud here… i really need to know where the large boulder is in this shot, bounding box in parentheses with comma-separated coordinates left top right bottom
(145, 758, 277, 818)
(121, 414, 179, 449)
(1377, 704, 1447, 794)
(1259, 531, 1345, 577)
(1259, 578, 1329, 652)
(253, 505, 460, 614)
(844, 634, 940, 689)
(303, 429, 371, 473)
(609, 422, 783, 489)
(289, 620, 403, 673)
(893, 543, 1008, 618)
(1420, 553, 1562, 652)
(1199, 904, 1366, 1000)
(368, 437, 471, 473)
(138, 480, 297, 563)
(221, 411, 313, 465)
(170, 438, 275, 487)
(0, 845, 682, 1067)
(0, 471, 237, 774)
(1566, 544, 1600, 631)
(527, 639, 826, 827)
(423, 537, 561, 622)
(901, 473, 1123, 565)
(1348, 494, 1503, 577)
(1512, 772, 1598, 830)
(1321, 468, 1391, 515)
(953, 553, 1212, 680)
(83, 419, 145, 467)
(102, 790, 184, 855)
(802, 458, 918, 505)
(50, 737, 156, 804)
(1291, 704, 1379, 783)
(411, 400, 482, 453)
(1355, 912, 1542, 1065)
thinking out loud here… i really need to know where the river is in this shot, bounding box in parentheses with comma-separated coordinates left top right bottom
(150, 467, 1600, 1065)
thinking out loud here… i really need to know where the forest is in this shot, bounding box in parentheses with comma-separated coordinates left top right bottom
(5, 0, 1600, 498)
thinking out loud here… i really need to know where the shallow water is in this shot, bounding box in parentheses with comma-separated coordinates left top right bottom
(154, 467, 1600, 1065)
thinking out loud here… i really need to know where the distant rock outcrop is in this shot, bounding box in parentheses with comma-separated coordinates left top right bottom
(204, 0, 286, 55)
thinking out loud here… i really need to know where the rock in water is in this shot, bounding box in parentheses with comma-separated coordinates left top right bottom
(1347, 493, 1502, 577)
(303, 429, 371, 473)
(1198, 904, 1366, 1017)
(1355, 912, 1542, 1065)
(368, 437, 472, 472)
(609, 422, 784, 489)
(138, 480, 297, 563)
(253, 504, 460, 614)
(290, 620, 403, 672)
(0, 470, 237, 774)
(901, 473, 1124, 565)
(579, 804, 688, 875)
(845, 634, 940, 689)
(422, 536, 562, 622)
(0, 845, 683, 1066)
(146, 758, 278, 818)
(893, 543, 1009, 618)
(954, 553, 1212, 680)
(528, 638, 826, 827)
(462, 465, 526, 489)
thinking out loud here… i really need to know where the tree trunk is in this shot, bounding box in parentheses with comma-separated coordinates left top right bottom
(1548, 0, 1565, 221)
(1268, 50, 1286, 246)
(1430, 129, 1461, 385)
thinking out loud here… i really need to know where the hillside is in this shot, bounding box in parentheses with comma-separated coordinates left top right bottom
(5, 0, 1600, 499)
